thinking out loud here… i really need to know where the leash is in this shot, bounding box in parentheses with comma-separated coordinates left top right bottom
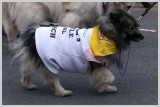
(137, 2, 157, 21)
(119, 45, 130, 76)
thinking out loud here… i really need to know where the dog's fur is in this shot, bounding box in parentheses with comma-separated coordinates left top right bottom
(11, 9, 143, 96)
(2, 2, 135, 43)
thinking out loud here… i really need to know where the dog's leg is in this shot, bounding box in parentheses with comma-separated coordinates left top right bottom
(44, 70, 72, 97)
(90, 67, 117, 93)
(59, 12, 79, 28)
(3, 19, 18, 43)
(2, 3, 17, 43)
(20, 63, 37, 90)
(21, 73, 37, 90)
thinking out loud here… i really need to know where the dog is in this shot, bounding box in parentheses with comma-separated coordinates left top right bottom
(11, 9, 143, 96)
(2, 2, 135, 43)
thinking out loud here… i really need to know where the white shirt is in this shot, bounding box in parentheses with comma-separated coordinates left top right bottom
(35, 26, 100, 74)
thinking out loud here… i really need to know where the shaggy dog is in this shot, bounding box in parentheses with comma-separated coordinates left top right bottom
(2, 2, 135, 43)
(11, 9, 143, 96)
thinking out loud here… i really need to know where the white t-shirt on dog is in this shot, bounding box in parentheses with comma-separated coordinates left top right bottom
(35, 26, 101, 74)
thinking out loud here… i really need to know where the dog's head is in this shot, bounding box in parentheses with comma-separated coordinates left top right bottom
(97, 9, 144, 50)
(112, 2, 135, 11)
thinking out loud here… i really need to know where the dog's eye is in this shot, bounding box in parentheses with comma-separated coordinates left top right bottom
(129, 26, 134, 30)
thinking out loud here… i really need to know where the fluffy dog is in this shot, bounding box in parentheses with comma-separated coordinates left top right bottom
(11, 9, 143, 96)
(2, 2, 135, 43)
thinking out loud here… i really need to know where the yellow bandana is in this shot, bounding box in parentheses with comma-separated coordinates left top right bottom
(90, 26, 120, 56)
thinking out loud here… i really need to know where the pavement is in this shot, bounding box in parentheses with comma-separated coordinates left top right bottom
(2, 3, 158, 105)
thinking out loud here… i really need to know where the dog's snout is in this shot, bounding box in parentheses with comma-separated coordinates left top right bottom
(132, 33, 144, 42)
(140, 35, 144, 40)
(136, 34, 144, 42)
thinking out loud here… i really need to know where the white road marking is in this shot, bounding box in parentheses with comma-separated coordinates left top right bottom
(139, 28, 157, 32)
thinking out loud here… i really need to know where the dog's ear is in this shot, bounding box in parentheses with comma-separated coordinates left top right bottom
(96, 16, 116, 35)
(110, 12, 118, 21)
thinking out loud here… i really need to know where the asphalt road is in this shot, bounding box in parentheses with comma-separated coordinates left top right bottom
(2, 3, 158, 105)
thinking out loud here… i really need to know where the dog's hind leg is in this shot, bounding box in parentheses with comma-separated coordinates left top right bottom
(20, 63, 37, 90)
(21, 73, 37, 90)
(3, 19, 18, 43)
(2, 3, 18, 43)
(43, 69, 72, 97)
(90, 67, 117, 93)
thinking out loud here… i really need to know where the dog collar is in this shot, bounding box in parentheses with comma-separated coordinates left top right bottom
(90, 26, 120, 56)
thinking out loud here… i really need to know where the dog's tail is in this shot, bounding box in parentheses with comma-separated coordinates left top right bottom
(10, 22, 40, 68)
(10, 21, 57, 69)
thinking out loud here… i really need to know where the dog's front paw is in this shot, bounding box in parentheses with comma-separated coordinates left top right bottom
(98, 85, 117, 93)
(55, 90, 72, 97)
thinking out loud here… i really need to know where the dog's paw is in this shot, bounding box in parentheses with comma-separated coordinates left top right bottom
(25, 84, 37, 90)
(98, 85, 117, 93)
(55, 90, 72, 97)
(106, 86, 117, 92)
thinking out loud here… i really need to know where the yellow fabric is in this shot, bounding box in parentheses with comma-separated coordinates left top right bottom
(90, 26, 120, 56)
